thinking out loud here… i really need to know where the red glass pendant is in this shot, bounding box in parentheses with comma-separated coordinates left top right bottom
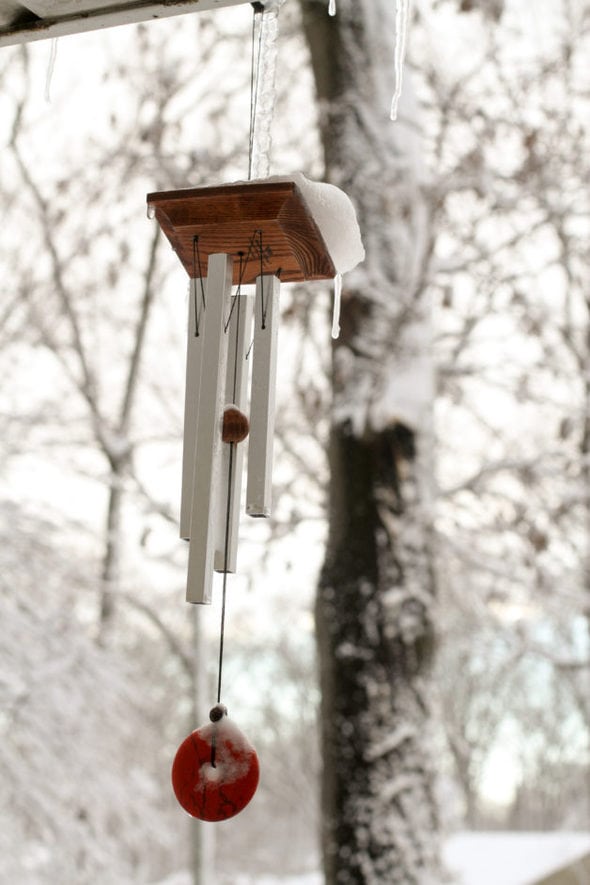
(172, 705, 259, 821)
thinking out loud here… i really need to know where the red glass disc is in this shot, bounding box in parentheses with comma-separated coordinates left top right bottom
(171, 717, 259, 821)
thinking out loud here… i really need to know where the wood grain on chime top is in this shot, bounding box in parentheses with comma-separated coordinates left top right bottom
(146, 180, 336, 285)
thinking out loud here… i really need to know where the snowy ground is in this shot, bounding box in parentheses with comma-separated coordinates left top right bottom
(154, 833, 590, 885)
(443, 832, 590, 885)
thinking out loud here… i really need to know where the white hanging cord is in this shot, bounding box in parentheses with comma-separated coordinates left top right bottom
(44, 39, 59, 103)
(391, 0, 411, 120)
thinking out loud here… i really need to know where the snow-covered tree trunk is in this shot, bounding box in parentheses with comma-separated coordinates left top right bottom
(299, 1, 440, 881)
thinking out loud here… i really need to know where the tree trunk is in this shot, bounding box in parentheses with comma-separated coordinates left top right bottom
(299, 1, 440, 880)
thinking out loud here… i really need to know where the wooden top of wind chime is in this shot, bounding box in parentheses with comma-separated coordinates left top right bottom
(146, 179, 337, 285)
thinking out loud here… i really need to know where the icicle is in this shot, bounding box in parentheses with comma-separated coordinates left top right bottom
(331, 274, 342, 340)
(390, 0, 410, 121)
(250, 3, 284, 179)
(44, 39, 59, 103)
(329, 0, 336, 15)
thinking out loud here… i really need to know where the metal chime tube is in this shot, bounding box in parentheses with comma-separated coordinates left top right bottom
(186, 253, 233, 604)
(149, 177, 359, 611)
(246, 274, 280, 518)
(213, 290, 254, 572)
(180, 277, 206, 541)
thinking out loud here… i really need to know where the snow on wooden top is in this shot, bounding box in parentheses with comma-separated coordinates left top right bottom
(147, 174, 364, 285)
(283, 173, 365, 276)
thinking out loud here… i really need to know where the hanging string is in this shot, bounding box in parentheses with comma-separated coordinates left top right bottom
(231, 263, 244, 402)
(214, 255, 246, 713)
(224, 227, 270, 333)
(192, 236, 206, 336)
(216, 442, 234, 707)
(224, 253, 246, 333)
(248, 3, 265, 180)
(212, 2, 281, 699)
(210, 439, 234, 761)
(257, 230, 267, 330)
(192, 282, 199, 338)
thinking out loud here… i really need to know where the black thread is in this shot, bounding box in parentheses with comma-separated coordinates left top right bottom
(192, 237, 206, 336)
(248, 5, 265, 180)
(258, 229, 264, 280)
(232, 281, 242, 403)
(216, 440, 235, 706)
(192, 280, 199, 337)
(225, 231, 265, 318)
(248, 12, 257, 178)
(196, 238, 206, 310)
(224, 253, 245, 333)
(214, 258, 246, 714)
(191, 239, 199, 336)
(257, 230, 269, 329)
(243, 228, 262, 277)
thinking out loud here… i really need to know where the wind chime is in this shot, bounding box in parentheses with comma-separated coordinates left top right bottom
(146, 3, 364, 824)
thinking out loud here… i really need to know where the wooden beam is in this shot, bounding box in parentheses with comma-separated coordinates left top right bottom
(0, 0, 250, 47)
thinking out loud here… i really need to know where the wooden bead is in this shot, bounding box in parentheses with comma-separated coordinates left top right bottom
(222, 405, 249, 443)
(209, 704, 228, 723)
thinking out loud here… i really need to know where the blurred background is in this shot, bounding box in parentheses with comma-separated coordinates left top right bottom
(0, 1, 588, 883)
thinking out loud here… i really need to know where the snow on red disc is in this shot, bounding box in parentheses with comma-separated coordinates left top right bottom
(171, 716, 259, 821)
